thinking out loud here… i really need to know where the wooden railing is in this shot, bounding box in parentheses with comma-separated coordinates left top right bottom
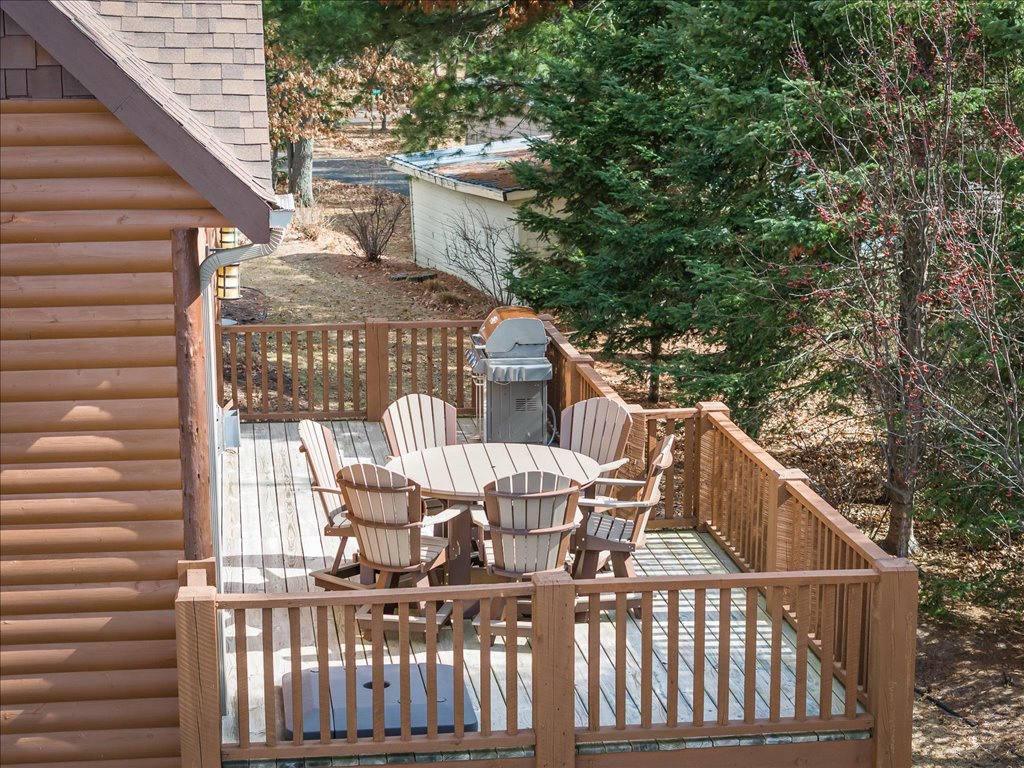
(178, 562, 911, 767)
(221, 319, 479, 422)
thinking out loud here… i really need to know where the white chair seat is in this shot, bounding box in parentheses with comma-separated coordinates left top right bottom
(420, 535, 449, 565)
(587, 511, 633, 544)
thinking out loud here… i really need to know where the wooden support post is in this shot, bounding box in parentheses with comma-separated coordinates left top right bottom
(868, 558, 917, 768)
(172, 228, 211, 560)
(176, 568, 220, 768)
(531, 570, 576, 768)
(364, 318, 390, 421)
(694, 402, 730, 528)
(767, 469, 809, 572)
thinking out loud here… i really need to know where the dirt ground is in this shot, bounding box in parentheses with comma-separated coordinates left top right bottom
(236, 126, 1023, 768)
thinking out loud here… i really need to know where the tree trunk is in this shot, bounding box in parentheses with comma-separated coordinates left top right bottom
(881, 494, 914, 557)
(288, 137, 314, 206)
(647, 337, 662, 403)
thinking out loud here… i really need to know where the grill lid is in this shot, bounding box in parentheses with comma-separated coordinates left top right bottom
(485, 358, 553, 383)
(476, 306, 548, 358)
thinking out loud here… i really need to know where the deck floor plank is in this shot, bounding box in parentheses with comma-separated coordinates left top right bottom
(218, 419, 854, 744)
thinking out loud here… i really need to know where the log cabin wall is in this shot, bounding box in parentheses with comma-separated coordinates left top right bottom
(0, 95, 228, 765)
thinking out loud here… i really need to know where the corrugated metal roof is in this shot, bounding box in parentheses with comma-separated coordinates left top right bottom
(388, 136, 543, 201)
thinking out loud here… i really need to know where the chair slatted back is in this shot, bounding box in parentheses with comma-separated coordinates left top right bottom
(339, 463, 422, 569)
(628, 434, 675, 547)
(382, 394, 458, 457)
(560, 397, 633, 469)
(484, 471, 580, 577)
(298, 420, 344, 526)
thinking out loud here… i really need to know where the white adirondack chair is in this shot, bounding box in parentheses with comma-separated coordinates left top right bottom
(339, 463, 463, 631)
(298, 420, 359, 591)
(382, 393, 458, 458)
(573, 434, 675, 580)
(559, 397, 633, 475)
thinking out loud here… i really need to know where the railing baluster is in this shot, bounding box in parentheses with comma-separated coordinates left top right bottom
(795, 584, 810, 721)
(844, 582, 864, 718)
(769, 585, 783, 721)
(260, 332, 269, 414)
(615, 592, 626, 729)
(306, 330, 315, 411)
(641, 591, 653, 728)
(399, 602, 411, 741)
(322, 330, 330, 412)
(588, 593, 600, 731)
(336, 329, 345, 413)
(261, 607, 276, 745)
(667, 589, 679, 727)
(426, 601, 438, 739)
(440, 327, 449, 401)
(506, 596, 518, 735)
(693, 587, 705, 726)
(288, 606, 303, 745)
(426, 326, 434, 396)
(234, 608, 249, 749)
(290, 330, 299, 412)
(743, 587, 757, 723)
(819, 583, 836, 720)
(371, 604, 384, 742)
(456, 326, 465, 408)
(453, 601, 465, 738)
(228, 331, 238, 407)
(344, 605, 357, 743)
(244, 331, 253, 416)
(272, 331, 282, 415)
(410, 328, 418, 393)
(479, 597, 491, 737)
(352, 329, 361, 413)
(395, 328, 404, 399)
(717, 587, 731, 725)
(316, 606, 330, 744)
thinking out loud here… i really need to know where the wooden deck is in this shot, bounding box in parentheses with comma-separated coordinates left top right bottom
(218, 419, 863, 749)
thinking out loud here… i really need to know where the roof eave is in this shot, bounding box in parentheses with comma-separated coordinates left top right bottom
(388, 157, 535, 203)
(1, 0, 279, 243)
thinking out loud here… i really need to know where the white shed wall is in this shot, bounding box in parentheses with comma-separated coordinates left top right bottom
(409, 177, 526, 301)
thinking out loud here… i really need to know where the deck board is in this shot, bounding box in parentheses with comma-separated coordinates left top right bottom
(219, 419, 856, 744)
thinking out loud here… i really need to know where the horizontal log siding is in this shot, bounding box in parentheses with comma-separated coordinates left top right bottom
(0, 98, 221, 764)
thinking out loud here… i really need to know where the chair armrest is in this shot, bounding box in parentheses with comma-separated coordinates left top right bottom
(311, 485, 344, 495)
(385, 455, 397, 463)
(596, 457, 629, 473)
(577, 496, 656, 510)
(593, 477, 646, 489)
(469, 507, 490, 530)
(422, 506, 464, 527)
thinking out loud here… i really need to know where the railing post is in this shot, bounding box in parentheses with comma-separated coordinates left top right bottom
(531, 571, 576, 768)
(364, 318, 390, 421)
(177, 567, 221, 768)
(767, 470, 808, 572)
(694, 401, 730, 527)
(867, 558, 917, 768)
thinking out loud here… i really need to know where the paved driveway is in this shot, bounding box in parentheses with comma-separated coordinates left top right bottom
(313, 156, 409, 195)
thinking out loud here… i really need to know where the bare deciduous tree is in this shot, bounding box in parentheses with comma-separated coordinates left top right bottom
(442, 204, 518, 305)
(786, 2, 1023, 556)
(346, 186, 408, 262)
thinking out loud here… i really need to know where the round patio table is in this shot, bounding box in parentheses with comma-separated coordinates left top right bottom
(385, 442, 601, 584)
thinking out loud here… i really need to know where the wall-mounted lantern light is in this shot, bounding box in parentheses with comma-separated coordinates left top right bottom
(216, 263, 241, 300)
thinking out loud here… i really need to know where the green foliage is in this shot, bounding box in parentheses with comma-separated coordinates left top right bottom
(508, 0, 849, 431)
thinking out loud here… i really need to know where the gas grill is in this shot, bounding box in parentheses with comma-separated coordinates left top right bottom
(465, 306, 552, 443)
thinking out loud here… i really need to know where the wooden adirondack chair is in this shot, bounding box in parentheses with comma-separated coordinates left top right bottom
(298, 420, 360, 591)
(382, 393, 458, 458)
(339, 463, 463, 631)
(471, 471, 580, 638)
(473, 471, 581, 579)
(572, 434, 675, 580)
(559, 397, 633, 476)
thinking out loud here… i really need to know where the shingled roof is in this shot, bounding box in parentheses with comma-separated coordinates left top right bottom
(1, 0, 285, 241)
